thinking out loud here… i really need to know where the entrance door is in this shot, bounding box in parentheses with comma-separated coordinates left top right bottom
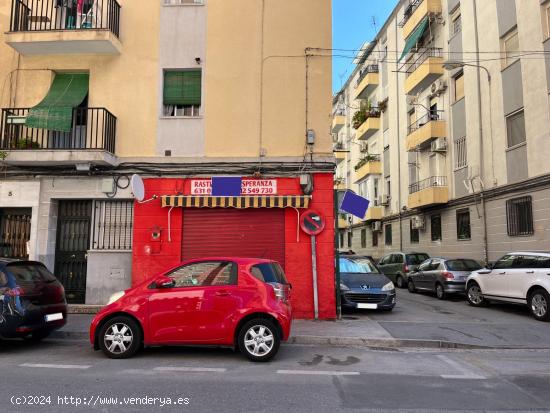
(54, 201, 92, 304)
(182, 208, 285, 268)
(0, 208, 31, 259)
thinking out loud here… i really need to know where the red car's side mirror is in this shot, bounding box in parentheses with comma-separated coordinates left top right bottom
(155, 276, 175, 289)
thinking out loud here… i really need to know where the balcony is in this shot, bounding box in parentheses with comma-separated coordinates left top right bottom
(406, 111, 446, 151)
(354, 110, 381, 141)
(334, 150, 346, 164)
(354, 65, 379, 100)
(354, 155, 381, 182)
(338, 216, 349, 228)
(365, 206, 383, 222)
(404, 48, 444, 95)
(331, 114, 345, 134)
(408, 176, 449, 209)
(334, 178, 346, 190)
(5, 0, 122, 55)
(0, 107, 117, 165)
(401, 0, 442, 40)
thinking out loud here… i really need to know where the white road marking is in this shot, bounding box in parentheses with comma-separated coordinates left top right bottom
(277, 369, 360, 376)
(437, 355, 486, 380)
(154, 367, 227, 373)
(19, 363, 91, 370)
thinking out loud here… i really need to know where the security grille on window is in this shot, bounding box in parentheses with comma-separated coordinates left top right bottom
(385, 223, 392, 246)
(454, 136, 467, 169)
(92, 200, 134, 250)
(456, 209, 471, 240)
(506, 196, 534, 236)
(506, 110, 526, 148)
(431, 214, 442, 242)
(163, 70, 202, 117)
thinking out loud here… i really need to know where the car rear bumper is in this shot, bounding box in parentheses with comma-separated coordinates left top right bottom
(0, 303, 67, 338)
(341, 291, 396, 310)
(443, 281, 466, 293)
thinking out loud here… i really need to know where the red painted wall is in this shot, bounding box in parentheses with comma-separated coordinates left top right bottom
(131, 173, 336, 319)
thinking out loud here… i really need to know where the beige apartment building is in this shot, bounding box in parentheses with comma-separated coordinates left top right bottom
(334, 0, 550, 264)
(0, 0, 335, 318)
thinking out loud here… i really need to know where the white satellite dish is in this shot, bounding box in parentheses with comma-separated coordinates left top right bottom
(130, 174, 145, 202)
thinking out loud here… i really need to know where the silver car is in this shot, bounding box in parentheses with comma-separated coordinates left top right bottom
(407, 258, 483, 300)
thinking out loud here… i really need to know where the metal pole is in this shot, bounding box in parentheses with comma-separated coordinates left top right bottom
(334, 189, 342, 319)
(311, 235, 319, 320)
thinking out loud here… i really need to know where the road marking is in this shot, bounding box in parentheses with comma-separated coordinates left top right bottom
(437, 355, 486, 380)
(154, 367, 227, 373)
(19, 363, 91, 370)
(277, 369, 360, 376)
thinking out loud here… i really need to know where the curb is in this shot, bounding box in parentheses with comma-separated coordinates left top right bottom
(52, 330, 536, 350)
(68, 305, 103, 314)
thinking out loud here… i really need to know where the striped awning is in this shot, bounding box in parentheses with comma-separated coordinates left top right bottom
(161, 195, 311, 209)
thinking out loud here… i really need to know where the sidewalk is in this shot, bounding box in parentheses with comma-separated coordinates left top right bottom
(53, 313, 550, 350)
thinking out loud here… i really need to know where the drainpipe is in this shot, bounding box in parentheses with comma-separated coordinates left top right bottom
(395, 18, 403, 251)
(473, 0, 489, 265)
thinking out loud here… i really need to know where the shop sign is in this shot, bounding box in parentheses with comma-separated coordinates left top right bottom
(190, 179, 278, 195)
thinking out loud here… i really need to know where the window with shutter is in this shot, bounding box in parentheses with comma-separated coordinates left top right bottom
(163, 70, 202, 117)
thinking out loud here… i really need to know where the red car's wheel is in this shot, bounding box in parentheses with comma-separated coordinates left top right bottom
(99, 316, 142, 359)
(238, 319, 280, 362)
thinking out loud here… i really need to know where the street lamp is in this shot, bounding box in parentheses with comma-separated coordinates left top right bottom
(442, 59, 492, 266)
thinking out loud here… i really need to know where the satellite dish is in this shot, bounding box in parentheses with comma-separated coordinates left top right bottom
(130, 174, 145, 202)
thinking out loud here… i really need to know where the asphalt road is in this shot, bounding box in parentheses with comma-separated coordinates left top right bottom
(1, 337, 550, 413)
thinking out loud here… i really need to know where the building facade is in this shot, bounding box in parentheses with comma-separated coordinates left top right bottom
(334, 0, 550, 264)
(0, 0, 335, 319)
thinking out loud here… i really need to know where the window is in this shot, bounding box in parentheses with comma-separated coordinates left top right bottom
(406, 253, 430, 265)
(391, 254, 404, 264)
(451, 10, 462, 35)
(163, 70, 202, 117)
(410, 220, 419, 244)
(431, 214, 442, 241)
(511, 255, 539, 269)
(386, 180, 391, 198)
(339, 232, 345, 248)
(453, 72, 464, 102)
(347, 231, 353, 248)
(456, 209, 471, 240)
(250, 263, 287, 284)
(502, 28, 519, 67)
(506, 110, 526, 148)
(361, 229, 367, 248)
(445, 259, 482, 271)
(454, 136, 467, 169)
(493, 255, 516, 269)
(385, 223, 392, 245)
(167, 261, 236, 287)
(92, 200, 134, 250)
(545, 3, 550, 39)
(374, 179, 379, 200)
(506, 196, 534, 236)
(372, 230, 378, 247)
(536, 256, 550, 268)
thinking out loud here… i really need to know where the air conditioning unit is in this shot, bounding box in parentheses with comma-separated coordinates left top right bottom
(431, 79, 447, 95)
(406, 96, 417, 106)
(411, 215, 425, 230)
(372, 221, 382, 232)
(380, 195, 390, 206)
(431, 137, 447, 152)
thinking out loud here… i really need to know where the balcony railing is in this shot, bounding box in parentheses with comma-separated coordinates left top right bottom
(409, 176, 447, 195)
(407, 110, 445, 135)
(405, 48, 443, 77)
(10, 0, 121, 37)
(356, 64, 379, 87)
(1, 108, 116, 154)
(354, 154, 381, 171)
(399, 0, 424, 27)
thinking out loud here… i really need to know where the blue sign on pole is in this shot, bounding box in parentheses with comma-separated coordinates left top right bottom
(211, 177, 242, 196)
(339, 190, 370, 219)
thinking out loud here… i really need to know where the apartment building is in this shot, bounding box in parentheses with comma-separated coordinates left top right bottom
(334, 0, 550, 264)
(0, 0, 334, 319)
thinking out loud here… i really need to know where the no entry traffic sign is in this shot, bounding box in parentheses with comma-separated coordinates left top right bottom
(300, 209, 325, 236)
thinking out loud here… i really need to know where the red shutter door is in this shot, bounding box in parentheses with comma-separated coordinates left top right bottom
(182, 208, 285, 268)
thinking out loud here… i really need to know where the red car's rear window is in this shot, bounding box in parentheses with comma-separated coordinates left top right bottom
(250, 263, 288, 284)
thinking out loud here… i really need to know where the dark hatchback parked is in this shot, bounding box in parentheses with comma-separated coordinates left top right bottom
(339, 256, 396, 311)
(0, 259, 67, 340)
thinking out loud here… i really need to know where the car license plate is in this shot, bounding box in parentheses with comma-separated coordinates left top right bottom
(357, 303, 377, 309)
(45, 313, 63, 322)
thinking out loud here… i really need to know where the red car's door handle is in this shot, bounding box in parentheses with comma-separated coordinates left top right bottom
(215, 290, 230, 297)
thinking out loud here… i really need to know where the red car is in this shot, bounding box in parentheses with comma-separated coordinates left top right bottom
(90, 258, 292, 361)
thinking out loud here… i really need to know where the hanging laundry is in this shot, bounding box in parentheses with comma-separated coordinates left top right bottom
(77, 0, 84, 14)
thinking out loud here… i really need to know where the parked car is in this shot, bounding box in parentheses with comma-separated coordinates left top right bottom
(377, 252, 430, 288)
(0, 258, 67, 341)
(90, 258, 292, 361)
(339, 256, 395, 311)
(407, 258, 483, 299)
(466, 252, 550, 321)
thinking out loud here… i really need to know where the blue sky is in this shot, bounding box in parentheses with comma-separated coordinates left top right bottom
(332, 0, 398, 93)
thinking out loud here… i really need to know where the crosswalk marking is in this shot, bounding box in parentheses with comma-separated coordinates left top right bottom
(19, 363, 91, 370)
(154, 366, 227, 373)
(277, 369, 360, 376)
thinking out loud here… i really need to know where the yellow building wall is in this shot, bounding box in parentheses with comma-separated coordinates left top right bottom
(204, 0, 332, 158)
(0, 0, 160, 157)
